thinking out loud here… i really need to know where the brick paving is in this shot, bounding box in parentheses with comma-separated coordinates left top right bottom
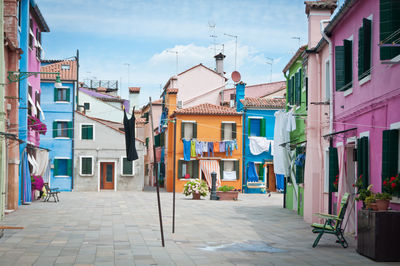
(0, 191, 390, 265)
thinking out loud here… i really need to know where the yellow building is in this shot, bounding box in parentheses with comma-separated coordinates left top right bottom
(164, 89, 243, 192)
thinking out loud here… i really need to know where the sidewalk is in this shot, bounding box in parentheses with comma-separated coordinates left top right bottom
(0, 191, 381, 265)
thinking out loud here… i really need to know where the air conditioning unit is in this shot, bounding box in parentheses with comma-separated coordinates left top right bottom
(177, 100, 183, 109)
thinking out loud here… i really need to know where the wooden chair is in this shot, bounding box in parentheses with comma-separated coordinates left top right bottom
(43, 183, 60, 202)
(311, 192, 350, 248)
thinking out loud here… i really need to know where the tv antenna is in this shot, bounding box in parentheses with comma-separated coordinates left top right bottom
(266, 57, 273, 83)
(224, 33, 238, 70)
(292, 36, 301, 47)
(166, 50, 179, 75)
(208, 21, 217, 55)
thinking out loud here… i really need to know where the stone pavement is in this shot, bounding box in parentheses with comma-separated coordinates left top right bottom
(0, 191, 391, 266)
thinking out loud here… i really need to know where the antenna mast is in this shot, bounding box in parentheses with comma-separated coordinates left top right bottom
(208, 21, 217, 55)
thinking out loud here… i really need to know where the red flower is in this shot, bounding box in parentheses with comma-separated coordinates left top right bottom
(383, 181, 387, 186)
(390, 176, 396, 182)
(391, 183, 396, 188)
(352, 184, 355, 187)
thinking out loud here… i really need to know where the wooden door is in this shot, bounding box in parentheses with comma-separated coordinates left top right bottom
(100, 162, 114, 190)
(267, 164, 276, 192)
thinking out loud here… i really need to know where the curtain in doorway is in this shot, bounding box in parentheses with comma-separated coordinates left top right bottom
(199, 160, 221, 188)
(21, 150, 32, 204)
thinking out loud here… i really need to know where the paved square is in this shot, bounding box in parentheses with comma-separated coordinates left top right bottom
(0, 191, 383, 265)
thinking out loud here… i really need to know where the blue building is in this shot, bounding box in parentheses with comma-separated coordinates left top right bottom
(40, 59, 78, 191)
(235, 82, 286, 193)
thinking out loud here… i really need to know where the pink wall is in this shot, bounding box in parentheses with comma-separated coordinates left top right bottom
(331, 0, 400, 208)
(27, 14, 42, 146)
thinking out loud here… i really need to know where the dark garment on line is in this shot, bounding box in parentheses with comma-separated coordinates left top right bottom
(123, 109, 138, 161)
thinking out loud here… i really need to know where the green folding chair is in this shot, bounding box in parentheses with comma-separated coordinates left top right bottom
(311, 192, 350, 248)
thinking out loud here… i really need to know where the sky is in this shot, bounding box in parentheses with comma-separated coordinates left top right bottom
(36, 0, 310, 107)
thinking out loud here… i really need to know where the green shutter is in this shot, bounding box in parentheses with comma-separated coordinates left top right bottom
(329, 147, 339, 192)
(87, 125, 93, 140)
(335, 46, 345, 91)
(53, 159, 58, 176)
(380, 0, 400, 60)
(291, 77, 295, 105)
(344, 40, 353, 89)
(363, 19, 372, 76)
(232, 123, 236, 140)
(81, 125, 87, 139)
(66, 88, 70, 102)
(181, 122, 185, 139)
(358, 24, 365, 79)
(220, 160, 224, 180)
(297, 69, 302, 105)
(287, 77, 292, 105)
(53, 121, 58, 138)
(260, 118, 266, 137)
(259, 163, 264, 181)
(381, 130, 399, 186)
(193, 160, 199, 179)
(178, 160, 182, 178)
(193, 123, 197, 139)
(234, 160, 240, 180)
(67, 121, 73, 138)
(67, 159, 72, 176)
(54, 88, 58, 101)
(357, 137, 370, 188)
(145, 137, 149, 148)
(221, 123, 225, 140)
(123, 158, 133, 175)
(248, 118, 251, 137)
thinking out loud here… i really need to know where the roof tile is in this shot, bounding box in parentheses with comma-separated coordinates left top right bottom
(240, 97, 286, 109)
(172, 103, 240, 116)
(129, 87, 140, 93)
(40, 60, 77, 81)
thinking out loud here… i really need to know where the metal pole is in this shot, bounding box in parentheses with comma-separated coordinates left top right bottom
(172, 118, 176, 233)
(0, 0, 6, 220)
(210, 172, 218, 200)
(149, 97, 165, 247)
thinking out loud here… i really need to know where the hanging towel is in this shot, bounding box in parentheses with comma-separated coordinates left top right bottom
(199, 160, 221, 188)
(273, 111, 290, 176)
(207, 142, 214, 157)
(213, 141, 219, 152)
(191, 140, 196, 157)
(275, 174, 284, 191)
(270, 140, 275, 156)
(36, 149, 49, 176)
(219, 141, 225, 152)
(249, 136, 270, 155)
(202, 141, 208, 153)
(182, 139, 191, 161)
(123, 108, 138, 161)
(223, 171, 237, 181)
(286, 110, 297, 132)
(195, 141, 203, 157)
(247, 162, 259, 182)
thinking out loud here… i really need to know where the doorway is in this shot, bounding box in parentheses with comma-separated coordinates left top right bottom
(100, 162, 115, 190)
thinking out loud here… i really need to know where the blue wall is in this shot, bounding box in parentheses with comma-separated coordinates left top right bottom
(40, 81, 74, 191)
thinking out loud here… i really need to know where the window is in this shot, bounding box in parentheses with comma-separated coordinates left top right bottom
(29, 19, 33, 49)
(178, 160, 199, 179)
(382, 129, 399, 185)
(380, 0, 400, 60)
(287, 76, 295, 105)
(80, 157, 93, 175)
(335, 39, 353, 91)
(221, 122, 236, 140)
(357, 136, 370, 188)
(325, 60, 331, 101)
(248, 118, 265, 137)
(295, 146, 305, 184)
(220, 160, 239, 180)
(121, 157, 134, 175)
(54, 158, 72, 176)
(54, 87, 70, 102)
(53, 121, 72, 138)
(81, 124, 94, 140)
(28, 86, 33, 116)
(181, 121, 197, 139)
(294, 69, 302, 106)
(329, 147, 339, 192)
(18, 2, 21, 27)
(358, 18, 372, 80)
(35, 92, 40, 119)
(83, 102, 90, 110)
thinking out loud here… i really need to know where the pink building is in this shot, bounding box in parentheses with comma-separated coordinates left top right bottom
(327, 0, 400, 230)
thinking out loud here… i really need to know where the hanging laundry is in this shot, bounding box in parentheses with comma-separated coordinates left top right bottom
(225, 140, 237, 156)
(191, 140, 196, 157)
(270, 140, 275, 156)
(195, 141, 203, 157)
(207, 142, 214, 157)
(219, 141, 226, 152)
(182, 139, 191, 161)
(202, 141, 208, 153)
(286, 110, 297, 132)
(294, 153, 305, 167)
(160, 147, 165, 163)
(247, 162, 259, 182)
(123, 108, 138, 161)
(249, 136, 270, 155)
(213, 141, 219, 153)
(273, 110, 290, 176)
(275, 174, 284, 192)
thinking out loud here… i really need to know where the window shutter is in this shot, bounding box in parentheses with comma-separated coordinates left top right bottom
(54, 87, 58, 101)
(88, 158, 93, 174)
(380, 0, 400, 60)
(67, 121, 73, 138)
(358, 24, 365, 79)
(192, 123, 197, 139)
(329, 147, 339, 192)
(335, 46, 345, 91)
(260, 118, 266, 137)
(259, 163, 264, 181)
(53, 159, 58, 176)
(363, 19, 372, 76)
(287, 78, 292, 105)
(305, 77, 308, 109)
(81, 125, 86, 139)
(87, 126, 93, 140)
(193, 160, 199, 179)
(297, 69, 302, 105)
(291, 77, 295, 105)
(123, 158, 133, 175)
(221, 123, 225, 140)
(67, 159, 72, 176)
(178, 160, 182, 178)
(357, 137, 369, 188)
(381, 130, 399, 185)
(181, 122, 185, 139)
(232, 123, 237, 140)
(53, 121, 57, 138)
(220, 160, 224, 180)
(344, 40, 353, 89)
(234, 160, 240, 180)
(66, 88, 70, 102)
(248, 118, 251, 137)
(81, 158, 86, 174)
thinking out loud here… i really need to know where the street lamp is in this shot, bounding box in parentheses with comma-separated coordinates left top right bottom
(7, 71, 61, 85)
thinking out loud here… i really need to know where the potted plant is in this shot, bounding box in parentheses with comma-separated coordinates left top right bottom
(216, 185, 240, 200)
(183, 179, 208, 200)
(383, 174, 400, 198)
(365, 194, 378, 211)
(355, 176, 373, 209)
(28, 115, 47, 135)
(375, 192, 392, 211)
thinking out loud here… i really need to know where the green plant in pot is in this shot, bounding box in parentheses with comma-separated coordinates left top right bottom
(375, 192, 392, 211)
(183, 179, 208, 199)
(364, 194, 378, 211)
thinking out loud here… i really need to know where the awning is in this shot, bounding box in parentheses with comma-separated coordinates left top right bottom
(199, 160, 221, 188)
(36, 102, 45, 120)
(28, 94, 37, 116)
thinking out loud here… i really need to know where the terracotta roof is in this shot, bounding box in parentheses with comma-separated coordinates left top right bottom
(282, 45, 307, 73)
(223, 81, 286, 103)
(129, 87, 140, 93)
(305, 0, 337, 14)
(40, 60, 77, 81)
(172, 103, 241, 116)
(166, 88, 178, 94)
(240, 97, 286, 109)
(177, 63, 228, 81)
(97, 97, 125, 103)
(97, 86, 107, 92)
(136, 117, 146, 124)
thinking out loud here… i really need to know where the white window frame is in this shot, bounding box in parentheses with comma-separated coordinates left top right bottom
(221, 159, 239, 181)
(54, 120, 71, 139)
(120, 156, 135, 176)
(182, 120, 196, 140)
(80, 156, 94, 176)
(80, 123, 95, 140)
(222, 121, 235, 141)
(55, 86, 70, 103)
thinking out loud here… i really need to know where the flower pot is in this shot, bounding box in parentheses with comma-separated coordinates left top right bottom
(369, 203, 378, 211)
(192, 192, 201, 200)
(216, 191, 239, 200)
(376, 199, 390, 211)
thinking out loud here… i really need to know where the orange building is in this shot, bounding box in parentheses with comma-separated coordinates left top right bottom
(164, 89, 243, 193)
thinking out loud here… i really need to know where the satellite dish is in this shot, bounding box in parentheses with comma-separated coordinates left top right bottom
(231, 71, 241, 83)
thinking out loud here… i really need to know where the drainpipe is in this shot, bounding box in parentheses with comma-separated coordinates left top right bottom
(0, 0, 6, 220)
(320, 19, 333, 134)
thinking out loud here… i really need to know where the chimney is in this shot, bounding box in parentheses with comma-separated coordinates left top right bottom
(235, 81, 246, 112)
(214, 53, 226, 76)
(305, 0, 337, 48)
(129, 87, 140, 109)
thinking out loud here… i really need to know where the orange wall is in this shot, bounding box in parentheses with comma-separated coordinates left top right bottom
(166, 114, 243, 193)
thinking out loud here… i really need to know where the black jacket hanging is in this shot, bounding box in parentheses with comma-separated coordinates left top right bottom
(123, 108, 138, 161)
